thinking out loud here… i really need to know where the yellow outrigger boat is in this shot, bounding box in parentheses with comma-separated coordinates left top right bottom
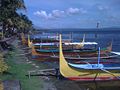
(59, 34, 120, 81)
(21, 33, 27, 45)
(28, 35, 33, 48)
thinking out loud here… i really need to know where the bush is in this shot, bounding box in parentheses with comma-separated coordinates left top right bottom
(0, 54, 8, 74)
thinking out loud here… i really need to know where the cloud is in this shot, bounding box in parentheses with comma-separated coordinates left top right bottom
(34, 7, 87, 20)
(97, 5, 109, 11)
(67, 8, 87, 15)
(34, 10, 65, 19)
(52, 10, 65, 18)
(34, 11, 53, 19)
(67, 8, 80, 14)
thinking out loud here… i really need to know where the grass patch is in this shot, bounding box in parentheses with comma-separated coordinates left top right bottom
(0, 47, 44, 90)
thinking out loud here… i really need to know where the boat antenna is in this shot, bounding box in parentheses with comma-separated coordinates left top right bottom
(95, 22, 100, 38)
(98, 47, 100, 66)
(96, 22, 100, 29)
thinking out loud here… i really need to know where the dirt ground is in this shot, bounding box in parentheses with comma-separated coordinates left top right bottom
(3, 80, 21, 90)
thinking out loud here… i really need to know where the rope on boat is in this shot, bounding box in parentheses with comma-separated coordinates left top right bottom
(76, 52, 81, 58)
(52, 51, 56, 56)
(100, 68, 120, 80)
(82, 61, 91, 66)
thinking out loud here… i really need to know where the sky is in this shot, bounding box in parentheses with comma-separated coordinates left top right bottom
(24, 0, 120, 28)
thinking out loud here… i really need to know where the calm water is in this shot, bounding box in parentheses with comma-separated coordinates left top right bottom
(35, 31, 120, 90)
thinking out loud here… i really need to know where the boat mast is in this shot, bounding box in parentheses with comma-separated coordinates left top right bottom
(70, 32, 73, 49)
(95, 22, 100, 49)
(98, 47, 100, 66)
(95, 22, 99, 38)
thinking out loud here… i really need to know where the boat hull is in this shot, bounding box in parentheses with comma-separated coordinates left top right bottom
(61, 67, 120, 81)
(32, 51, 116, 60)
(67, 76, 118, 81)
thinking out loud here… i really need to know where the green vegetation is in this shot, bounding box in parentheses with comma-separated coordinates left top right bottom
(0, 0, 32, 38)
(0, 82, 3, 90)
(0, 48, 44, 90)
(0, 54, 8, 74)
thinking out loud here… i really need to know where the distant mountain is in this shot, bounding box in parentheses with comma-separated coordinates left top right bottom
(33, 25, 49, 32)
(33, 26, 120, 32)
(43, 27, 120, 32)
(33, 25, 43, 29)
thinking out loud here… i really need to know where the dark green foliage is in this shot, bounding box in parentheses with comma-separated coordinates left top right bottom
(0, 0, 32, 37)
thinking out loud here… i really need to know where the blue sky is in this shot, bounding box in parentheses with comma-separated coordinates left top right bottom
(24, 0, 120, 28)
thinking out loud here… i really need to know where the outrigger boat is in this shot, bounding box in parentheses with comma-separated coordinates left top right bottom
(21, 33, 60, 45)
(27, 33, 97, 50)
(33, 34, 98, 50)
(33, 34, 86, 49)
(22, 33, 58, 48)
(31, 39, 116, 60)
(59, 34, 120, 81)
(32, 33, 60, 43)
(64, 34, 97, 45)
(23, 33, 86, 50)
